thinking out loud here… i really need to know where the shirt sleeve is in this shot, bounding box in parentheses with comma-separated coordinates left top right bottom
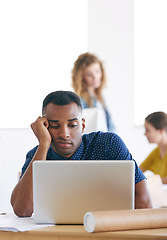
(20, 146, 38, 179)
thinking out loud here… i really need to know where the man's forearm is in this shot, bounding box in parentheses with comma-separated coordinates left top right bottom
(135, 179, 153, 209)
(11, 168, 34, 217)
(11, 143, 49, 217)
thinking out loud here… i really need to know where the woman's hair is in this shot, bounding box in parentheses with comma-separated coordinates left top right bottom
(71, 52, 106, 107)
(145, 111, 167, 132)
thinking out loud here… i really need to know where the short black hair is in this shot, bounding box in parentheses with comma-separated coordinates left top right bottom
(42, 90, 82, 115)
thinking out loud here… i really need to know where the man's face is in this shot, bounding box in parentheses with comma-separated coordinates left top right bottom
(45, 102, 85, 158)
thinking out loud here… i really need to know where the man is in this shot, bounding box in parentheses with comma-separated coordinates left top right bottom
(11, 91, 152, 217)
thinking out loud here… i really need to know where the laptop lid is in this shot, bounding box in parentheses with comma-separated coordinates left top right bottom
(33, 160, 135, 224)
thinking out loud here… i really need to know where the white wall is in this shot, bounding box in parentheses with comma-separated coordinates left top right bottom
(0, 129, 38, 212)
(88, 0, 155, 163)
(0, 0, 155, 212)
(0, 0, 88, 128)
(0, 0, 88, 212)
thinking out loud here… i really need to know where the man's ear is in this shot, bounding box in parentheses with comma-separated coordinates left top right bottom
(81, 118, 85, 133)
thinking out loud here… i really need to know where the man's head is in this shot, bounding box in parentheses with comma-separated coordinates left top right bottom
(42, 90, 82, 115)
(42, 91, 85, 158)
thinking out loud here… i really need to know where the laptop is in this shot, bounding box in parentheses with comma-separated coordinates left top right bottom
(82, 108, 108, 133)
(33, 160, 135, 224)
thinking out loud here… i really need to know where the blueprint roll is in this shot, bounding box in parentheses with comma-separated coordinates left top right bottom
(84, 208, 167, 233)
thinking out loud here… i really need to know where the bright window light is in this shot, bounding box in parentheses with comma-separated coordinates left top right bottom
(0, 0, 88, 128)
(134, 0, 167, 126)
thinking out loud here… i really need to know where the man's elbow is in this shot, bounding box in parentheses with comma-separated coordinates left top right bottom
(11, 196, 33, 217)
(135, 194, 153, 209)
(12, 202, 33, 217)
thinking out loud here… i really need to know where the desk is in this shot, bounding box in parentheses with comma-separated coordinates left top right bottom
(0, 225, 167, 240)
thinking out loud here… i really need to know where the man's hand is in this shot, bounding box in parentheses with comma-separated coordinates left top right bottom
(31, 116, 52, 147)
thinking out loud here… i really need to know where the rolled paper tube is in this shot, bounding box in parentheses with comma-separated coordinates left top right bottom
(84, 208, 167, 233)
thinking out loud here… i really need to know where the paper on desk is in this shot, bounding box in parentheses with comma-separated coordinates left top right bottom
(146, 174, 167, 208)
(0, 213, 54, 232)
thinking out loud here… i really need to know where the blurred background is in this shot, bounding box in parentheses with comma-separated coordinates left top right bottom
(0, 0, 167, 212)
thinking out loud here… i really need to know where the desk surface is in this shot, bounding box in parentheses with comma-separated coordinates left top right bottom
(1, 225, 167, 240)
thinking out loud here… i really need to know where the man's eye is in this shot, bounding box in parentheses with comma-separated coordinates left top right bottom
(49, 125, 59, 129)
(69, 124, 77, 128)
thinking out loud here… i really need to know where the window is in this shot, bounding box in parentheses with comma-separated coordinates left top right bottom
(134, 0, 167, 126)
(0, 0, 88, 128)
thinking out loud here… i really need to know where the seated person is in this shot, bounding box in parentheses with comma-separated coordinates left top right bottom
(11, 91, 152, 217)
(140, 111, 167, 184)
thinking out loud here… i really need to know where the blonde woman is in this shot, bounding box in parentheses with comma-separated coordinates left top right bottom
(72, 52, 115, 132)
